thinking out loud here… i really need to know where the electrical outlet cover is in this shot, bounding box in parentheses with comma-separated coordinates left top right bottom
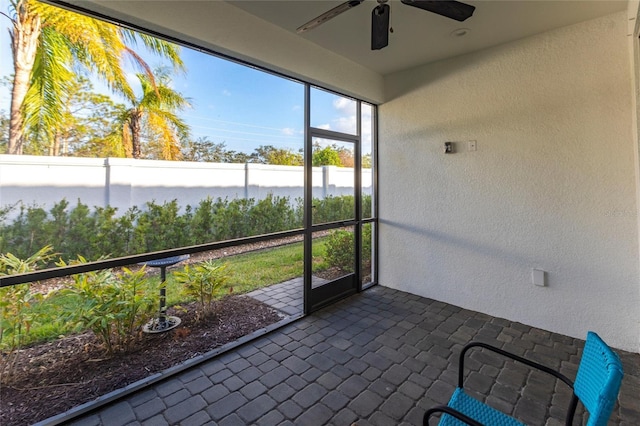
(532, 269, 546, 287)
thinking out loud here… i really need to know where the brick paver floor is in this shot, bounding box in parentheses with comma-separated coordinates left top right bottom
(67, 286, 639, 426)
(246, 277, 304, 317)
(246, 276, 331, 317)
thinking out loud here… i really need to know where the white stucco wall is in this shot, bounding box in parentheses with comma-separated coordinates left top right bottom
(0, 156, 371, 220)
(379, 12, 640, 352)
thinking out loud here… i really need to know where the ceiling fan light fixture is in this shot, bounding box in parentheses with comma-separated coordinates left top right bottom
(296, 0, 364, 34)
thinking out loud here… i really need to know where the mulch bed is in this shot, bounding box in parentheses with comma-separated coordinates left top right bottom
(0, 296, 282, 426)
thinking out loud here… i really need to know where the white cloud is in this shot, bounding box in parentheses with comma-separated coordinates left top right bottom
(333, 101, 374, 154)
(328, 96, 358, 135)
(222, 89, 231, 96)
(281, 127, 295, 136)
(333, 116, 357, 134)
(332, 97, 356, 113)
(317, 123, 331, 130)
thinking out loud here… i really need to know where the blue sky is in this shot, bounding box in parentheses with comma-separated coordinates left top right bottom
(166, 47, 306, 153)
(0, 0, 372, 155)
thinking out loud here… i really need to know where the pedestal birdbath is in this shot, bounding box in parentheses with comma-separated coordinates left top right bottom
(141, 254, 190, 333)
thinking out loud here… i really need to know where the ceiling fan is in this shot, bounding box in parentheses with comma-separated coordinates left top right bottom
(296, 0, 475, 50)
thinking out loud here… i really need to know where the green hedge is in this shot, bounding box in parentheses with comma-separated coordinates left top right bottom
(0, 194, 371, 265)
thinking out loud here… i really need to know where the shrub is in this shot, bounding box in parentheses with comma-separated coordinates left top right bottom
(174, 260, 230, 319)
(362, 194, 372, 218)
(190, 197, 219, 244)
(93, 205, 133, 258)
(213, 197, 254, 240)
(249, 194, 300, 234)
(324, 229, 355, 272)
(313, 195, 355, 224)
(63, 201, 96, 259)
(58, 257, 156, 355)
(324, 224, 372, 274)
(0, 194, 362, 267)
(133, 200, 192, 253)
(0, 246, 55, 380)
(361, 223, 373, 269)
(0, 204, 50, 260)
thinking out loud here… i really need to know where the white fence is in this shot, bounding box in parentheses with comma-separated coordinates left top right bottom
(0, 155, 372, 219)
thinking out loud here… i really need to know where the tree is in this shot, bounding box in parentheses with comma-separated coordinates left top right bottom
(268, 147, 303, 166)
(312, 143, 342, 167)
(251, 145, 303, 166)
(117, 69, 190, 160)
(336, 146, 354, 168)
(227, 151, 252, 164)
(56, 77, 129, 157)
(0, 78, 9, 152)
(362, 153, 372, 169)
(20, 76, 127, 156)
(182, 138, 232, 162)
(0, 110, 8, 153)
(3, 0, 184, 155)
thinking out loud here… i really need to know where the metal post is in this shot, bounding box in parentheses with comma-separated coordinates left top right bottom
(159, 266, 167, 327)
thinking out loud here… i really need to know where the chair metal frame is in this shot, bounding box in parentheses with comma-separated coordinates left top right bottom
(424, 332, 623, 426)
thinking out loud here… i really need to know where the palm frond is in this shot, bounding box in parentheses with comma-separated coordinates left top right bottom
(39, 4, 136, 101)
(121, 30, 186, 73)
(146, 112, 182, 160)
(22, 26, 75, 147)
(9, 0, 189, 158)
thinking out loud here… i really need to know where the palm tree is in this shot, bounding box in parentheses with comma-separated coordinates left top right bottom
(3, 0, 185, 155)
(117, 69, 191, 160)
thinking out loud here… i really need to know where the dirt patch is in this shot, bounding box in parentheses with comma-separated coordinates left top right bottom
(0, 296, 282, 426)
(314, 266, 350, 281)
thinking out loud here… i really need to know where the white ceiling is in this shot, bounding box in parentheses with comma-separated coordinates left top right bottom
(227, 0, 627, 75)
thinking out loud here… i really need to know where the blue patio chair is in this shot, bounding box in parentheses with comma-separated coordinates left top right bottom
(423, 331, 623, 426)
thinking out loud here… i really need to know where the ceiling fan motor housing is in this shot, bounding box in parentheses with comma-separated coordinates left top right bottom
(371, 4, 391, 50)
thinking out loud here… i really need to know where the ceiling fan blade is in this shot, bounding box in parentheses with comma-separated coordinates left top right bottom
(400, 0, 475, 22)
(371, 4, 390, 50)
(297, 0, 364, 34)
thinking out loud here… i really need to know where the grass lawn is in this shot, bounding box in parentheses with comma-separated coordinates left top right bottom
(163, 239, 327, 303)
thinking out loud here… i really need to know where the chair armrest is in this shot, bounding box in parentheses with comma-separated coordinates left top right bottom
(458, 342, 574, 389)
(423, 405, 484, 426)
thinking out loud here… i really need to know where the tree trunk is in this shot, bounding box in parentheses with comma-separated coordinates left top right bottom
(61, 133, 68, 155)
(52, 132, 61, 156)
(8, 1, 41, 155)
(129, 110, 143, 159)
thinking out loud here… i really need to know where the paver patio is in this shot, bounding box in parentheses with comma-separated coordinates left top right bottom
(66, 286, 639, 426)
(246, 277, 304, 317)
